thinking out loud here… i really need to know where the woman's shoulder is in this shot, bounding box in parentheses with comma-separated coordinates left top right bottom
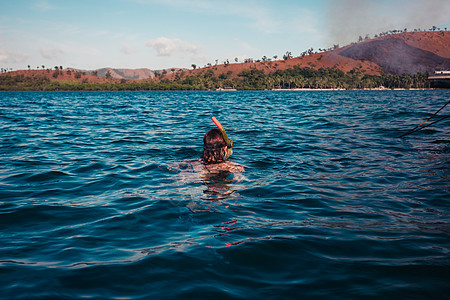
(169, 159, 245, 173)
(204, 160, 245, 173)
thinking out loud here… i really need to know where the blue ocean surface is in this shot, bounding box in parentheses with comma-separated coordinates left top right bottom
(0, 90, 449, 299)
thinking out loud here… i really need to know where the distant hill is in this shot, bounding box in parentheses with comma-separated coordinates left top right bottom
(95, 68, 155, 80)
(1, 69, 117, 84)
(0, 67, 188, 84)
(86, 67, 187, 80)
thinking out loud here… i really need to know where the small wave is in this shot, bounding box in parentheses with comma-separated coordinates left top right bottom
(26, 170, 71, 182)
(72, 162, 108, 173)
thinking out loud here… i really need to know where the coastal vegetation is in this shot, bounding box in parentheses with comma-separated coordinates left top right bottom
(0, 67, 431, 91)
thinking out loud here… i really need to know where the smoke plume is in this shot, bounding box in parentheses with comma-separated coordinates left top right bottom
(325, 0, 450, 46)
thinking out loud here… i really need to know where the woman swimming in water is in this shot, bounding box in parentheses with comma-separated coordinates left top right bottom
(167, 117, 244, 207)
(200, 117, 244, 172)
(169, 117, 244, 174)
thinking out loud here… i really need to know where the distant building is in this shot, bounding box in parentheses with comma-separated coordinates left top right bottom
(434, 70, 450, 75)
(428, 70, 450, 88)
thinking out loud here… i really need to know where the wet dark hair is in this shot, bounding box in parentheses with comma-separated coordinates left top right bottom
(201, 129, 227, 164)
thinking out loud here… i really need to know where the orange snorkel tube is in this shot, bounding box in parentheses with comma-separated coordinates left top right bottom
(212, 116, 233, 159)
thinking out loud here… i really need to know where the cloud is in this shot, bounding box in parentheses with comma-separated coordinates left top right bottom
(40, 46, 64, 60)
(0, 48, 28, 63)
(121, 45, 138, 55)
(145, 37, 199, 56)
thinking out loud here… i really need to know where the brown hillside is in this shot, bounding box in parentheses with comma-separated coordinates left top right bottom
(166, 51, 382, 80)
(164, 31, 449, 79)
(274, 51, 382, 74)
(1, 69, 120, 83)
(397, 31, 450, 58)
(338, 31, 450, 74)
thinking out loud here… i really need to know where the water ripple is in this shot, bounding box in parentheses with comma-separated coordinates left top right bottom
(0, 91, 449, 299)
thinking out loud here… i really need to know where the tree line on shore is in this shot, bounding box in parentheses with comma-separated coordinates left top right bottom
(0, 66, 432, 91)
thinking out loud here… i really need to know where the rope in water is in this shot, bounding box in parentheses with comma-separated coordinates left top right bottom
(398, 99, 450, 138)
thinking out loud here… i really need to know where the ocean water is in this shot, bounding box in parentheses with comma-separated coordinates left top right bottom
(0, 90, 449, 299)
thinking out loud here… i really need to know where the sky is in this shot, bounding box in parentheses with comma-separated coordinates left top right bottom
(1, 0, 449, 71)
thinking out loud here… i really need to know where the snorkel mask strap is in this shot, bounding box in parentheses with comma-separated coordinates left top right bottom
(212, 116, 233, 159)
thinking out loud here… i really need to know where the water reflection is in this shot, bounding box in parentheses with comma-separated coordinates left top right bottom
(201, 170, 235, 199)
(168, 160, 245, 212)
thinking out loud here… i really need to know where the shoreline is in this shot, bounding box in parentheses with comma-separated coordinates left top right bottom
(271, 88, 435, 91)
(0, 88, 443, 92)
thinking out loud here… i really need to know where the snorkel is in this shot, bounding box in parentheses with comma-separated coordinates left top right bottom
(212, 116, 233, 159)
